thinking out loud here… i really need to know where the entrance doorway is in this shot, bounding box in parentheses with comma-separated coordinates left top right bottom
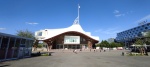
(56, 44, 81, 49)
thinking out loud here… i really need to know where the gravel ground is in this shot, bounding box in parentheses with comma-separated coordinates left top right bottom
(0, 50, 150, 67)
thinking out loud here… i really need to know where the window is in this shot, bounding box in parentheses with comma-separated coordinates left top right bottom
(83, 38, 85, 41)
(145, 27, 148, 29)
(134, 28, 136, 30)
(38, 32, 42, 36)
(142, 25, 145, 27)
(147, 23, 150, 26)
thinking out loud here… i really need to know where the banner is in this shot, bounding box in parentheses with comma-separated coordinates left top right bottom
(64, 36, 80, 44)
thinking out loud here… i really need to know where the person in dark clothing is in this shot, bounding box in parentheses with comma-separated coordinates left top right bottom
(144, 48, 149, 56)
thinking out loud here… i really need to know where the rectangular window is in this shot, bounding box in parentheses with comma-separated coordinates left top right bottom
(147, 23, 150, 26)
(38, 32, 42, 36)
(64, 36, 80, 44)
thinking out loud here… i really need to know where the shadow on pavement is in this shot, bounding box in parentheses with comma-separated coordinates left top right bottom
(0, 62, 10, 67)
(31, 52, 55, 57)
(0, 64, 10, 67)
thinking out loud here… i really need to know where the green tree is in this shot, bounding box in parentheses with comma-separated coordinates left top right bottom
(16, 29, 37, 50)
(110, 42, 116, 48)
(134, 38, 143, 45)
(37, 43, 43, 48)
(144, 31, 150, 37)
(134, 38, 145, 55)
(143, 31, 150, 44)
(96, 43, 101, 47)
(16, 29, 35, 39)
(110, 42, 123, 48)
(116, 43, 123, 47)
(100, 40, 109, 48)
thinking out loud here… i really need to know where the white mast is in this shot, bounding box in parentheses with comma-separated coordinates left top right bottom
(78, 4, 80, 24)
(73, 4, 80, 25)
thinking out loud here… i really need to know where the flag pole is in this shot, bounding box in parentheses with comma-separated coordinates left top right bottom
(78, 4, 80, 24)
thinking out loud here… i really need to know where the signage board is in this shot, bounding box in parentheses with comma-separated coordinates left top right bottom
(64, 36, 80, 44)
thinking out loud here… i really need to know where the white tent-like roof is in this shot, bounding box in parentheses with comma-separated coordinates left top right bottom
(35, 5, 99, 42)
(35, 23, 99, 41)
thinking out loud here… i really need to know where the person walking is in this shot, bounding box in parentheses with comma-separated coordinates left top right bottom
(94, 49, 96, 52)
(74, 49, 77, 54)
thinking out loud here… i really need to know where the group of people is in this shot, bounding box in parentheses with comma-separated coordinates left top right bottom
(72, 49, 107, 54)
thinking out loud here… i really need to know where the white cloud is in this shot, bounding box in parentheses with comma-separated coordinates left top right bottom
(95, 28, 121, 35)
(136, 14, 150, 23)
(126, 11, 133, 14)
(95, 29, 102, 32)
(26, 22, 39, 25)
(115, 14, 125, 17)
(113, 10, 125, 17)
(113, 10, 120, 14)
(0, 28, 6, 30)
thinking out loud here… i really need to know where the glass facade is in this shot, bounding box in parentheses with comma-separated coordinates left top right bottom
(64, 36, 80, 44)
(116, 23, 150, 42)
(0, 33, 34, 61)
(38, 32, 42, 36)
(55, 44, 81, 49)
(50, 34, 89, 49)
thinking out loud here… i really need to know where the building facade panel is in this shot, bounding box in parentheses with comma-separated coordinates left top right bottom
(44, 32, 98, 49)
(116, 23, 150, 47)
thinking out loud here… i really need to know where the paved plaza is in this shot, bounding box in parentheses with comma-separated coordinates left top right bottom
(0, 50, 150, 67)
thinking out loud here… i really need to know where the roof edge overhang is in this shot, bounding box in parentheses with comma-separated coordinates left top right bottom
(40, 31, 99, 43)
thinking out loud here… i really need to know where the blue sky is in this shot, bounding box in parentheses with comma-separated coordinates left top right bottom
(0, 0, 150, 41)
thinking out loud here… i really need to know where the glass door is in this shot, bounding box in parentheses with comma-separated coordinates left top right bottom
(6, 37, 15, 59)
(0, 36, 9, 60)
(13, 38, 21, 58)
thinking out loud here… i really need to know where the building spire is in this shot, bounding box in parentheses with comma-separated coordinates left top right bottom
(73, 4, 80, 25)
(78, 4, 80, 24)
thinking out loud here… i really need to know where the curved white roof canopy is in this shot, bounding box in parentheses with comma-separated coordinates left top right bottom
(35, 5, 99, 41)
(35, 23, 99, 41)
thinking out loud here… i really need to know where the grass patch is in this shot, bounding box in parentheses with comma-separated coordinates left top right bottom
(127, 53, 144, 56)
(41, 53, 49, 56)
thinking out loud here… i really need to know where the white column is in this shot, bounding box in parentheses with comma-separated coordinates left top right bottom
(11, 38, 17, 58)
(17, 38, 22, 58)
(29, 40, 33, 57)
(23, 39, 27, 57)
(63, 44, 64, 49)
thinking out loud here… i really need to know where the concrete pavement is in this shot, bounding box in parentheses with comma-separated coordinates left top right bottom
(0, 50, 150, 67)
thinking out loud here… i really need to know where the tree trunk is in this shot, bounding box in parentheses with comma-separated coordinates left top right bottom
(33, 40, 39, 51)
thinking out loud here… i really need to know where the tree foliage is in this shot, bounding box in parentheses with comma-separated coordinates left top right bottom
(100, 40, 110, 48)
(97, 40, 123, 48)
(37, 43, 43, 48)
(16, 29, 34, 39)
(110, 42, 117, 48)
(144, 31, 150, 37)
(147, 31, 150, 37)
(134, 39, 143, 45)
(110, 42, 123, 48)
(143, 31, 150, 45)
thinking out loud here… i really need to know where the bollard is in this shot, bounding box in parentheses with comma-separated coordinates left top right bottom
(49, 53, 51, 56)
(37, 51, 41, 56)
(145, 51, 149, 56)
(122, 52, 124, 56)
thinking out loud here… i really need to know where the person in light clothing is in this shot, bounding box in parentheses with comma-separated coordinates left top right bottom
(73, 49, 77, 54)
